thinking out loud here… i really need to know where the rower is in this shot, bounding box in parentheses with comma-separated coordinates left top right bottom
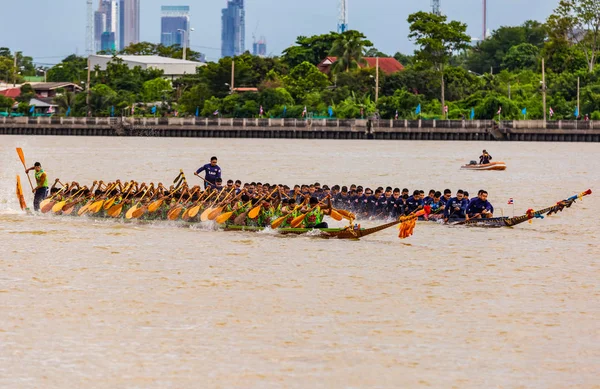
(429, 191, 445, 214)
(195, 156, 221, 189)
(466, 190, 494, 219)
(404, 190, 424, 215)
(25, 162, 49, 211)
(423, 189, 436, 206)
(303, 196, 330, 229)
(444, 189, 468, 221)
(479, 150, 492, 165)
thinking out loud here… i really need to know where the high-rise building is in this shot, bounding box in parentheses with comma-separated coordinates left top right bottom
(100, 31, 116, 52)
(161, 6, 190, 48)
(94, 0, 120, 52)
(252, 37, 267, 57)
(221, 0, 245, 58)
(120, 0, 140, 50)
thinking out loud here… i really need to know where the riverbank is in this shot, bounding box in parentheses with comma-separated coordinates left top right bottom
(1, 117, 599, 142)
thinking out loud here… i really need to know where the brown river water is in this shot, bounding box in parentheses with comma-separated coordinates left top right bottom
(0, 136, 599, 388)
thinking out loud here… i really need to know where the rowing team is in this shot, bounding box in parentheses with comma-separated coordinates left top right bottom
(209, 181, 495, 222)
(38, 178, 361, 229)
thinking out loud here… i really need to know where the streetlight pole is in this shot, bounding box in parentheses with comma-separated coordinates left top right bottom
(231, 60, 235, 93)
(178, 28, 194, 61)
(542, 58, 547, 125)
(86, 57, 91, 117)
(375, 57, 379, 103)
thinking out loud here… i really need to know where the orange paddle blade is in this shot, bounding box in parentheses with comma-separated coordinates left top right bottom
(248, 204, 262, 219)
(200, 207, 214, 222)
(16, 175, 27, 210)
(270, 215, 288, 229)
(41, 201, 56, 214)
(215, 211, 233, 224)
(208, 206, 224, 221)
(148, 199, 164, 213)
(329, 209, 343, 221)
(187, 204, 201, 218)
(167, 206, 183, 220)
(132, 206, 147, 219)
(290, 214, 306, 228)
(16, 148, 26, 167)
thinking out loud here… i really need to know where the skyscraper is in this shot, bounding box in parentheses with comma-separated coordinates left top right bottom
(221, 0, 245, 58)
(252, 37, 267, 57)
(100, 32, 116, 52)
(94, 0, 120, 52)
(161, 6, 190, 48)
(120, 0, 140, 50)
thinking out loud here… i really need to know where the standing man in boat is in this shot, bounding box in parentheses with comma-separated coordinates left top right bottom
(479, 150, 492, 165)
(26, 162, 49, 211)
(195, 156, 221, 189)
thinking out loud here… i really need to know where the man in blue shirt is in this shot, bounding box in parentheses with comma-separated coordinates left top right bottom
(466, 190, 494, 219)
(444, 189, 468, 221)
(404, 190, 424, 215)
(195, 156, 221, 189)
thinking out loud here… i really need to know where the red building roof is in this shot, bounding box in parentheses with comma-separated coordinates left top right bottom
(0, 87, 21, 99)
(317, 56, 404, 75)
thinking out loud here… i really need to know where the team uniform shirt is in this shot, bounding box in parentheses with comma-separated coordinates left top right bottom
(364, 195, 378, 215)
(196, 163, 221, 185)
(429, 199, 445, 214)
(466, 198, 494, 217)
(393, 197, 406, 217)
(443, 197, 468, 219)
(404, 196, 424, 215)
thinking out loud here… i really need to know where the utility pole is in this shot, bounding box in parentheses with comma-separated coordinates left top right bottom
(483, 0, 487, 40)
(577, 77, 580, 119)
(12, 54, 17, 87)
(375, 57, 379, 102)
(87, 57, 92, 117)
(231, 60, 235, 93)
(508, 83, 511, 100)
(542, 58, 547, 125)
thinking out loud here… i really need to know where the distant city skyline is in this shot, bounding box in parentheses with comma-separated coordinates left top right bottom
(0, 0, 557, 64)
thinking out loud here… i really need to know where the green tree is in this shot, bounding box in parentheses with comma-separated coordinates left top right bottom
(547, 0, 600, 73)
(142, 78, 172, 102)
(53, 91, 76, 115)
(89, 84, 117, 116)
(502, 43, 541, 71)
(329, 30, 373, 74)
(0, 95, 14, 109)
(281, 33, 341, 68)
(47, 55, 88, 83)
(283, 62, 330, 101)
(408, 11, 471, 116)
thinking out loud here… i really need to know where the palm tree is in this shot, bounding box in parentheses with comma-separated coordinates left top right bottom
(330, 31, 369, 74)
(53, 91, 76, 115)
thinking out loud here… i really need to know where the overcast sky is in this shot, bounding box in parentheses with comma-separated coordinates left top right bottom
(1, 0, 557, 64)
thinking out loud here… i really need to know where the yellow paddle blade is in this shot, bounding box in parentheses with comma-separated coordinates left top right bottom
(125, 205, 139, 219)
(167, 206, 183, 221)
(181, 208, 191, 221)
(41, 201, 55, 214)
(132, 206, 147, 219)
(270, 215, 287, 229)
(187, 205, 201, 218)
(290, 214, 306, 228)
(200, 207, 214, 222)
(16, 147, 26, 166)
(89, 201, 104, 214)
(208, 206, 224, 221)
(215, 211, 234, 224)
(52, 200, 67, 213)
(148, 199, 163, 213)
(248, 205, 262, 219)
(330, 209, 343, 221)
(103, 197, 117, 210)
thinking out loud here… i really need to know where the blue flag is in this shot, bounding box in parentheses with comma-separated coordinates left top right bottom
(110, 106, 115, 117)
(574, 106, 579, 117)
(283, 105, 287, 117)
(521, 108, 527, 116)
(66, 106, 71, 117)
(415, 104, 421, 115)
(195, 106, 199, 117)
(328, 106, 334, 117)
(29, 106, 35, 114)
(470, 107, 475, 120)
(151, 106, 157, 114)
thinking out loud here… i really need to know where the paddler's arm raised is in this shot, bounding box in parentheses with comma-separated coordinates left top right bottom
(321, 195, 333, 215)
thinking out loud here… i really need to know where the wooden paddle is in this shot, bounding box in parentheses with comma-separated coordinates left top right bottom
(200, 187, 227, 222)
(52, 188, 85, 213)
(16, 175, 27, 210)
(182, 189, 213, 220)
(89, 182, 125, 215)
(131, 185, 161, 219)
(248, 188, 279, 220)
(270, 198, 309, 229)
(41, 186, 68, 214)
(290, 204, 321, 228)
(107, 184, 136, 218)
(126, 184, 153, 219)
(15, 148, 34, 191)
(207, 188, 237, 220)
(167, 188, 192, 221)
(148, 179, 185, 213)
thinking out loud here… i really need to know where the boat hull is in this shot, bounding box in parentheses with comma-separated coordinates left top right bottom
(461, 161, 507, 171)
